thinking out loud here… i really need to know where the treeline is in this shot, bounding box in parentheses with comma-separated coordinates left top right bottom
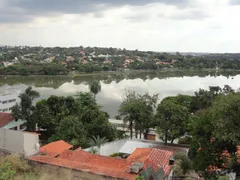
(0, 63, 69, 75)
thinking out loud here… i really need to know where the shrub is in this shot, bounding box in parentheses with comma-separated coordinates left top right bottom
(0, 162, 16, 180)
(174, 152, 193, 175)
(178, 136, 192, 145)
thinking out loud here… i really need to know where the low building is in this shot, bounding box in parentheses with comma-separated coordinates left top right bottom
(0, 112, 26, 131)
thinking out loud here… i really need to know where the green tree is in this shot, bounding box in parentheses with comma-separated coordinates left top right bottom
(51, 116, 87, 148)
(118, 91, 158, 139)
(12, 86, 40, 131)
(88, 80, 101, 98)
(211, 92, 240, 143)
(155, 98, 189, 145)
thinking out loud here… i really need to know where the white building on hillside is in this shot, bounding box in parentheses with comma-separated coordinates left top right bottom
(0, 88, 21, 113)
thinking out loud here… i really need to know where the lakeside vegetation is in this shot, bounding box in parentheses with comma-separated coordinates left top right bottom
(1, 46, 240, 75)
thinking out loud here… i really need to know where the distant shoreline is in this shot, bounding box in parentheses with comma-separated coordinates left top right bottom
(1, 68, 240, 78)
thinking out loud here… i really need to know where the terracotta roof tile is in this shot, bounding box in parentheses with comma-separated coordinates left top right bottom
(40, 140, 73, 157)
(127, 148, 175, 175)
(30, 149, 136, 179)
(30, 142, 176, 180)
(0, 113, 14, 128)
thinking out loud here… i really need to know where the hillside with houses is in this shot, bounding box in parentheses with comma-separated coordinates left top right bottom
(1, 46, 240, 75)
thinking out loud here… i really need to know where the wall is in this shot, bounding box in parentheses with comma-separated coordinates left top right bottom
(0, 128, 24, 154)
(24, 132, 39, 156)
(99, 139, 128, 156)
(0, 128, 39, 156)
(30, 161, 121, 180)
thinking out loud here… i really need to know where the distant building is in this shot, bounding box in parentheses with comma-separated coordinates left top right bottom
(0, 88, 21, 113)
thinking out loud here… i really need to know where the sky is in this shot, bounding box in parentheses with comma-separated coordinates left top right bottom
(0, 0, 240, 53)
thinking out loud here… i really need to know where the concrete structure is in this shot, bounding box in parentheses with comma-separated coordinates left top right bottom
(0, 88, 20, 113)
(0, 128, 40, 156)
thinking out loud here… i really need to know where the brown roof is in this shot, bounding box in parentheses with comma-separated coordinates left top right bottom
(40, 140, 73, 157)
(0, 113, 14, 128)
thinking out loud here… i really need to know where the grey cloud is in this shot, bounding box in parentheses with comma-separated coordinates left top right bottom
(229, 0, 240, 5)
(1, 0, 190, 23)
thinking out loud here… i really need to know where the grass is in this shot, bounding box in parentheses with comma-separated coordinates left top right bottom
(0, 154, 74, 180)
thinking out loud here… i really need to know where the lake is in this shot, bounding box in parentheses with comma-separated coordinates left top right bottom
(1, 70, 240, 118)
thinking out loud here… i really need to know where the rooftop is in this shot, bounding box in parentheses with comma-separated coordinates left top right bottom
(127, 148, 175, 174)
(30, 140, 177, 180)
(0, 112, 14, 128)
(39, 140, 73, 157)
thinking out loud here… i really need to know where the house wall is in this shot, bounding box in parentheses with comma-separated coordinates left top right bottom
(23, 133, 39, 156)
(30, 161, 121, 180)
(0, 128, 39, 156)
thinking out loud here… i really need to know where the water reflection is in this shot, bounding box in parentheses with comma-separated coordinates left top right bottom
(1, 71, 240, 118)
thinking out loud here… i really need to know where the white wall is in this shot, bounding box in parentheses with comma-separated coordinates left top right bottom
(84, 139, 128, 156)
(0, 128, 39, 156)
(99, 139, 128, 156)
(23, 132, 39, 156)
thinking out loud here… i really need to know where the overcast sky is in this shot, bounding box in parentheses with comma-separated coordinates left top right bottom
(0, 0, 240, 52)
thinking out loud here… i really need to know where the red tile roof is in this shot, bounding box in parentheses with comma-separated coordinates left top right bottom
(127, 148, 175, 175)
(40, 140, 73, 157)
(30, 149, 136, 179)
(30, 141, 176, 180)
(0, 113, 14, 128)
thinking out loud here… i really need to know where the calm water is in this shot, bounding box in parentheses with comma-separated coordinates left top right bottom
(1, 71, 240, 118)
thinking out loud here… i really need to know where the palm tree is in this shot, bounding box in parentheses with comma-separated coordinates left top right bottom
(88, 80, 101, 98)
(89, 135, 108, 154)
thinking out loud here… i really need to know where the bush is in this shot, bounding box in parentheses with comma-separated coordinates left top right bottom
(174, 152, 193, 175)
(109, 152, 125, 157)
(0, 162, 16, 180)
(3, 154, 30, 173)
(178, 136, 192, 145)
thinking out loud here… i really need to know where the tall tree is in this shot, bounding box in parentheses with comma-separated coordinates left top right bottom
(12, 86, 40, 131)
(88, 80, 101, 98)
(118, 91, 158, 139)
(155, 98, 189, 145)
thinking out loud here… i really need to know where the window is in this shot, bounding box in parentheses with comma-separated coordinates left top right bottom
(2, 100, 8, 104)
(8, 99, 16, 103)
(3, 108, 8, 112)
